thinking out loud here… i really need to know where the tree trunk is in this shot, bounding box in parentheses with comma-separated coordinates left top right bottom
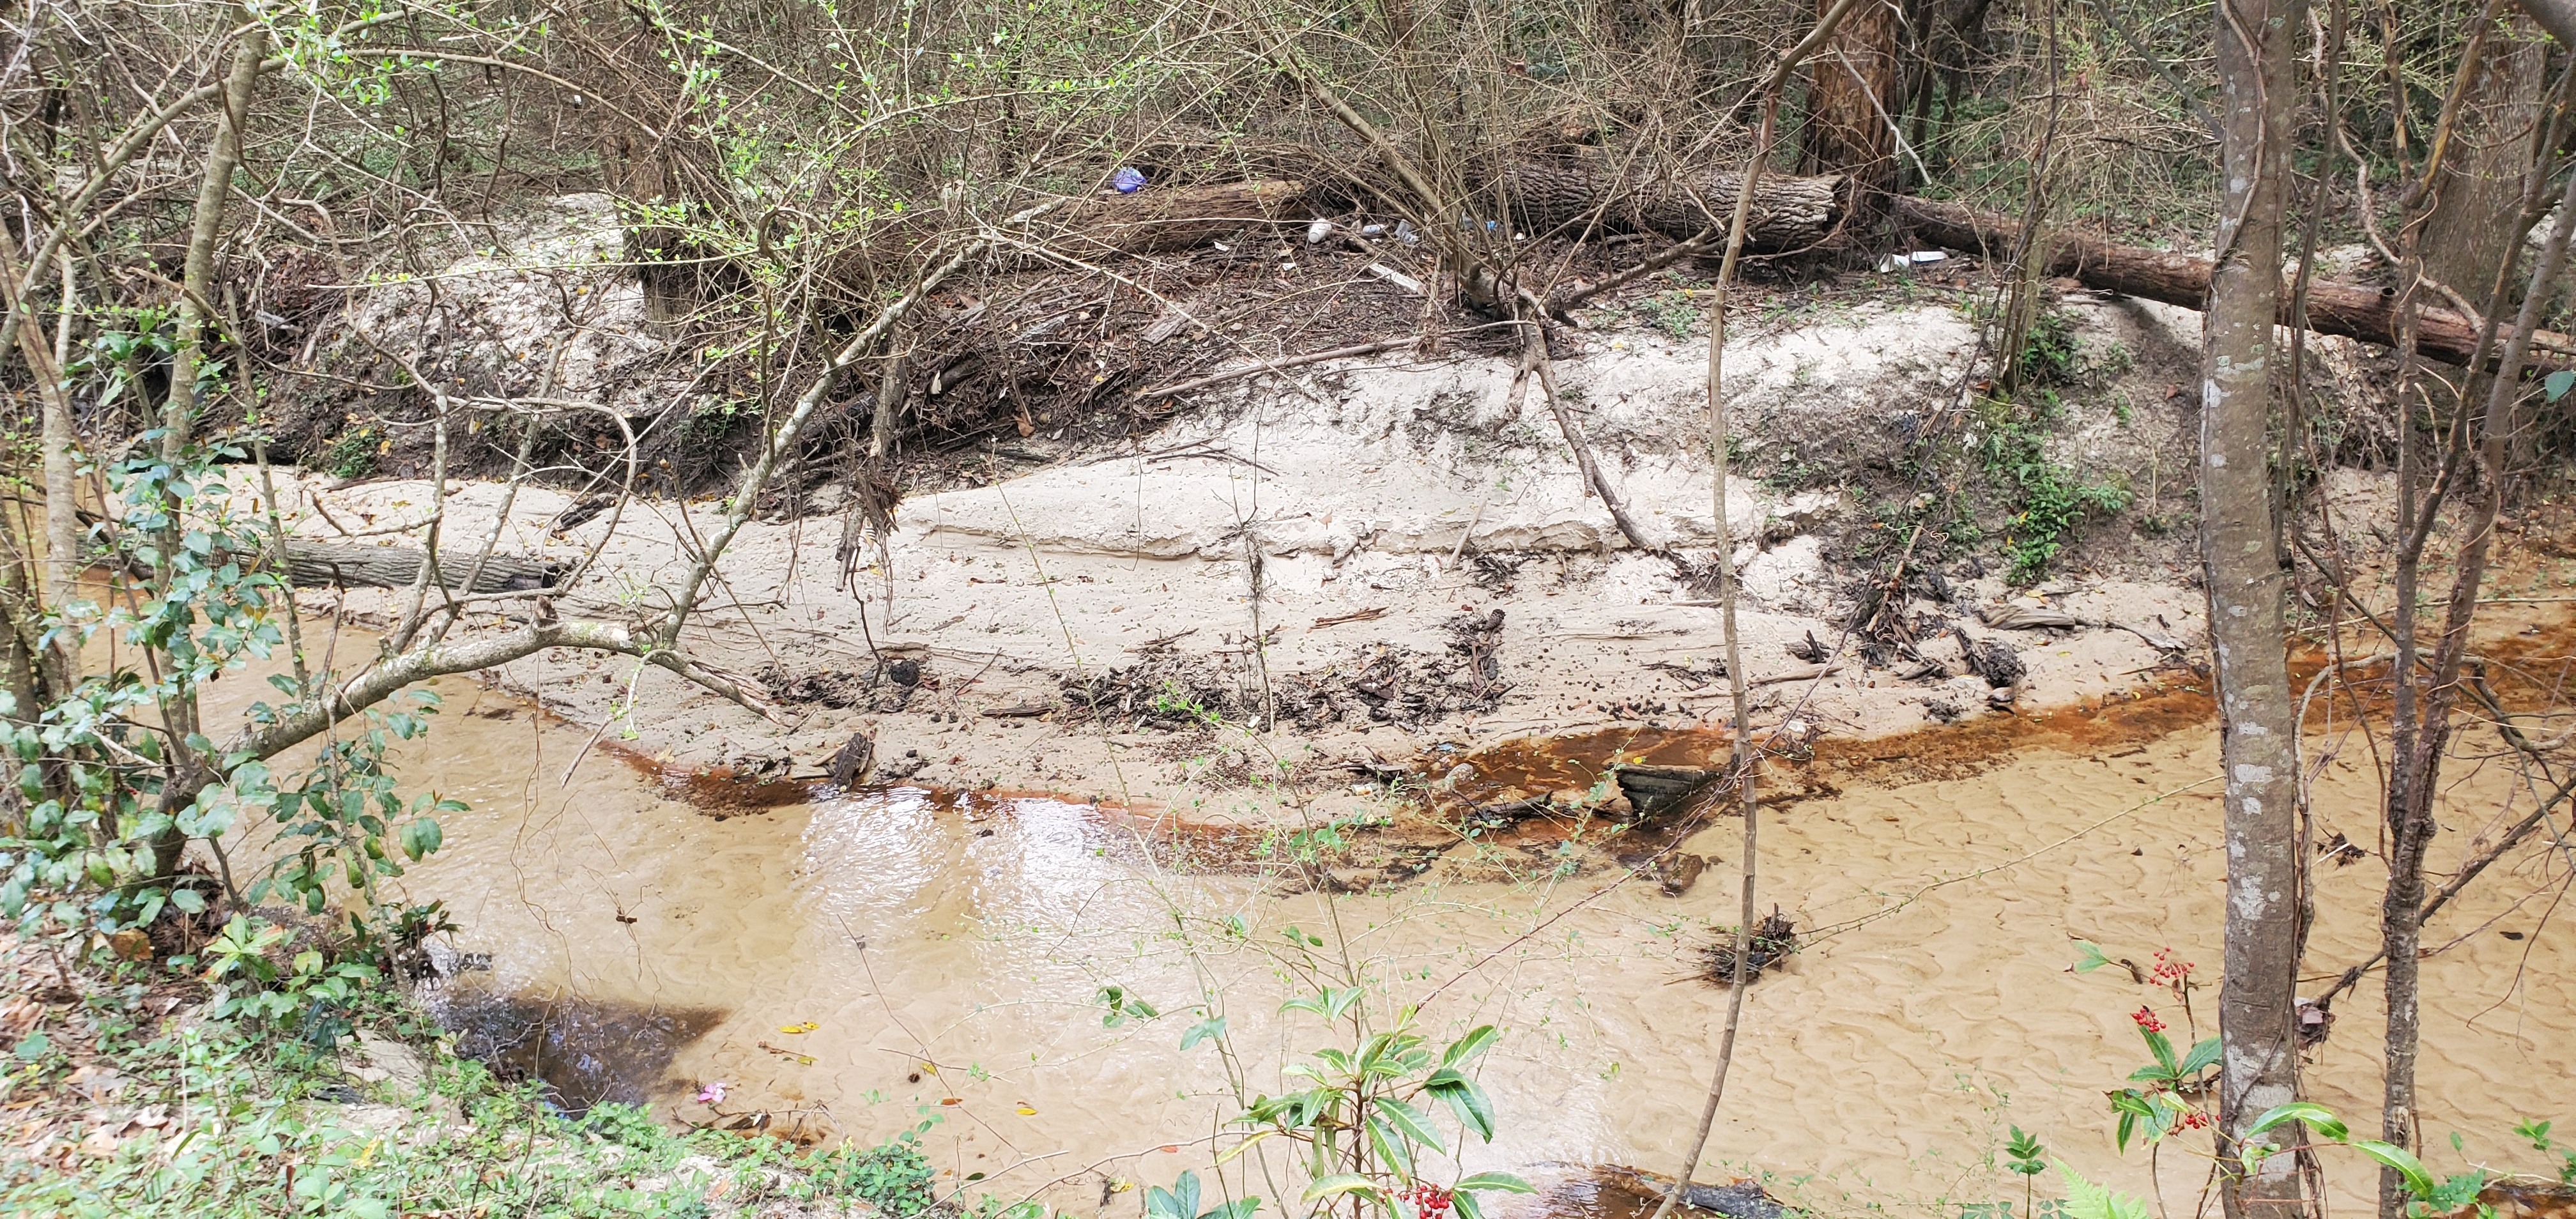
(162, 17, 265, 461)
(1893, 196, 2570, 368)
(2421, 14, 2548, 303)
(0, 236, 81, 689)
(2375, 132, 2576, 1219)
(1803, 0, 1901, 197)
(147, 15, 266, 882)
(2520, 0, 2576, 47)
(1495, 160, 1844, 251)
(2202, 1, 2305, 1217)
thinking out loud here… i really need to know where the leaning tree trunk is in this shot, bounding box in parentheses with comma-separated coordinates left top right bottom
(2202, 1, 2306, 1218)
(1802, 0, 1901, 198)
(2421, 14, 2547, 314)
(148, 14, 265, 883)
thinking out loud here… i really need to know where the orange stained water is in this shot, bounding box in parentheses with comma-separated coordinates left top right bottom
(206, 666, 2575, 1219)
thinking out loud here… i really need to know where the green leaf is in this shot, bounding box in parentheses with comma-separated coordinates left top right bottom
(399, 816, 443, 862)
(1181, 1017, 1228, 1051)
(1441, 1025, 1499, 1067)
(1215, 1131, 1272, 1165)
(2351, 1140, 2436, 1199)
(1204, 1198, 1261, 1219)
(2547, 369, 2576, 402)
(2177, 1037, 2221, 1077)
(1454, 1192, 1487, 1219)
(1373, 1096, 1443, 1147)
(1426, 1070, 1496, 1142)
(1365, 1116, 1414, 1177)
(2058, 1165, 2152, 1219)
(2143, 1028, 2177, 1073)
(2248, 1101, 2348, 1142)
(1301, 1175, 1384, 1204)
(1453, 1172, 1535, 1195)
(2071, 939, 2112, 972)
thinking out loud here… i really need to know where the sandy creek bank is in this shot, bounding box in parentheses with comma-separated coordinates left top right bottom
(263, 289, 2240, 827)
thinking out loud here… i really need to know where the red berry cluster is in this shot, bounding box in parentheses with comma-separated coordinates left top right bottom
(2131, 1006, 2167, 1032)
(2177, 1110, 2211, 1131)
(2151, 947, 2195, 986)
(1399, 1184, 1455, 1219)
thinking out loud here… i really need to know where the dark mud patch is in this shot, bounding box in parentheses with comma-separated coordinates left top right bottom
(429, 988, 726, 1115)
(1532, 1163, 1788, 1219)
(583, 735, 819, 815)
(660, 765, 816, 813)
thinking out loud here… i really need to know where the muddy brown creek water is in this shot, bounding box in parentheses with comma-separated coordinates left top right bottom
(204, 659, 2576, 1219)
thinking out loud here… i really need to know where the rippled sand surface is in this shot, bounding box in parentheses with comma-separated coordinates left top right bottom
(360, 675, 2574, 1218)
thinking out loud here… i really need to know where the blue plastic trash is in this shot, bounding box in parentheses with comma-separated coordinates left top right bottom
(1111, 167, 1146, 194)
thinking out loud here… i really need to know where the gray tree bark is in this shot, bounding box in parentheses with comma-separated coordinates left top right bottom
(2420, 15, 2547, 303)
(2201, 1, 2306, 1217)
(160, 17, 266, 459)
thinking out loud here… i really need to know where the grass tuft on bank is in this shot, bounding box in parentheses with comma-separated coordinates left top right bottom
(0, 927, 945, 1218)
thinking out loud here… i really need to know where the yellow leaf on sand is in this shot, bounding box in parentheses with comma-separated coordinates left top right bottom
(1110, 1181, 1135, 1193)
(1015, 1105, 1037, 1116)
(778, 1021, 818, 1034)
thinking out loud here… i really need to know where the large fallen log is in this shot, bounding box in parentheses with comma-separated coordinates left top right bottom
(859, 180, 1310, 270)
(1495, 159, 1845, 252)
(1044, 180, 1310, 257)
(1894, 197, 2573, 369)
(283, 542, 559, 593)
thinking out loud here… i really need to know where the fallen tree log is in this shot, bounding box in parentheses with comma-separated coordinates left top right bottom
(1044, 180, 1309, 257)
(859, 180, 1310, 269)
(283, 542, 559, 592)
(1894, 197, 2573, 368)
(1495, 159, 1845, 252)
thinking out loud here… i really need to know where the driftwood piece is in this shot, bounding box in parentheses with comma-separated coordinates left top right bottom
(827, 732, 877, 788)
(1615, 765, 1719, 816)
(284, 542, 559, 592)
(1495, 159, 1845, 252)
(1893, 197, 2573, 368)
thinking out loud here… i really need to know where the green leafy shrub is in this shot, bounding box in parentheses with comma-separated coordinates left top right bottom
(322, 422, 381, 478)
(811, 1137, 939, 1215)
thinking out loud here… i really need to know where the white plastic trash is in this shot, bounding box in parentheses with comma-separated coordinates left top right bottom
(1875, 250, 1951, 272)
(1306, 219, 1333, 245)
